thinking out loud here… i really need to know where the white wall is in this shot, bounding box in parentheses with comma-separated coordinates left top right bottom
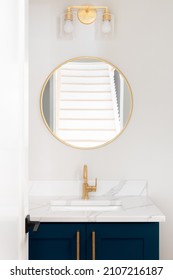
(0, 0, 28, 259)
(29, 0, 173, 259)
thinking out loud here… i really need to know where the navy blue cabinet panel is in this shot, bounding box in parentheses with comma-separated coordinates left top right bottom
(29, 222, 159, 260)
(29, 223, 86, 260)
(87, 223, 159, 260)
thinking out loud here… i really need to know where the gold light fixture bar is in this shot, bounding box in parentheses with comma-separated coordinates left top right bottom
(65, 5, 111, 25)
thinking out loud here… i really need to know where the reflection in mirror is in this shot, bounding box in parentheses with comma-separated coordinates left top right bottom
(41, 57, 133, 149)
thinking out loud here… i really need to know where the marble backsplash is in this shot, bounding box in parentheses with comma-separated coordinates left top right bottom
(29, 180, 148, 198)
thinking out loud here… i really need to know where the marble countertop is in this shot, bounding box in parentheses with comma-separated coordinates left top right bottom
(29, 195, 165, 223)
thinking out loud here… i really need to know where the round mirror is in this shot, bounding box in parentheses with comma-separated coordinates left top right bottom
(40, 57, 133, 149)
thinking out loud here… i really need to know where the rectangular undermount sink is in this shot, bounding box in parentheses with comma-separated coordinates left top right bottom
(50, 197, 122, 211)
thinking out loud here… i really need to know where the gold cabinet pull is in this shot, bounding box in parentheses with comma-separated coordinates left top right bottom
(92, 231, 96, 260)
(76, 231, 80, 260)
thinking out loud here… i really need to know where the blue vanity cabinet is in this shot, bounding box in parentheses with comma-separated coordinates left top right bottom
(29, 223, 86, 260)
(29, 222, 159, 260)
(87, 223, 159, 260)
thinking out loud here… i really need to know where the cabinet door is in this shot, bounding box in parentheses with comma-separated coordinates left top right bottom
(87, 223, 159, 260)
(29, 223, 86, 260)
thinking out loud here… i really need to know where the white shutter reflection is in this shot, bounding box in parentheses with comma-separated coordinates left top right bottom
(54, 62, 120, 147)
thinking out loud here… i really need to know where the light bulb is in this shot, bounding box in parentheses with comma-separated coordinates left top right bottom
(102, 20, 111, 34)
(64, 20, 74, 33)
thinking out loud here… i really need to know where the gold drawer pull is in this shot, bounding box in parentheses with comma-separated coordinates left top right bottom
(92, 231, 96, 260)
(76, 231, 80, 260)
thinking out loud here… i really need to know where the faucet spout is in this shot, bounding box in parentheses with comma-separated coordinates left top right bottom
(83, 165, 88, 184)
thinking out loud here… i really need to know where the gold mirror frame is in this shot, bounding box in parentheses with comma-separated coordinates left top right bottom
(40, 56, 133, 150)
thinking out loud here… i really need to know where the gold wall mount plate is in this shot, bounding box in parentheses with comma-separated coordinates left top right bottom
(77, 8, 97, 24)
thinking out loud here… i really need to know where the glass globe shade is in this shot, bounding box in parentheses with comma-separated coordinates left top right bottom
(102, 20, 111, 34)
(64, 20, 74, 33)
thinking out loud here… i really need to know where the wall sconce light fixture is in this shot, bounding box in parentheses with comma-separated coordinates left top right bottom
(59, 5, 114, 40)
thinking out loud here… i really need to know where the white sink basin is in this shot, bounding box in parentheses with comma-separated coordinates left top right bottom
(51, 205, 121, 212)
(50, 197, 122, 211)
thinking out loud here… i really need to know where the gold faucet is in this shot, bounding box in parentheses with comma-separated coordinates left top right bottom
(82, 165, 97, 200)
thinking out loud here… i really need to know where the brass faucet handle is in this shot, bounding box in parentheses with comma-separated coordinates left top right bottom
(95, 178, 97, 189)
(90, 178, 97, 192)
